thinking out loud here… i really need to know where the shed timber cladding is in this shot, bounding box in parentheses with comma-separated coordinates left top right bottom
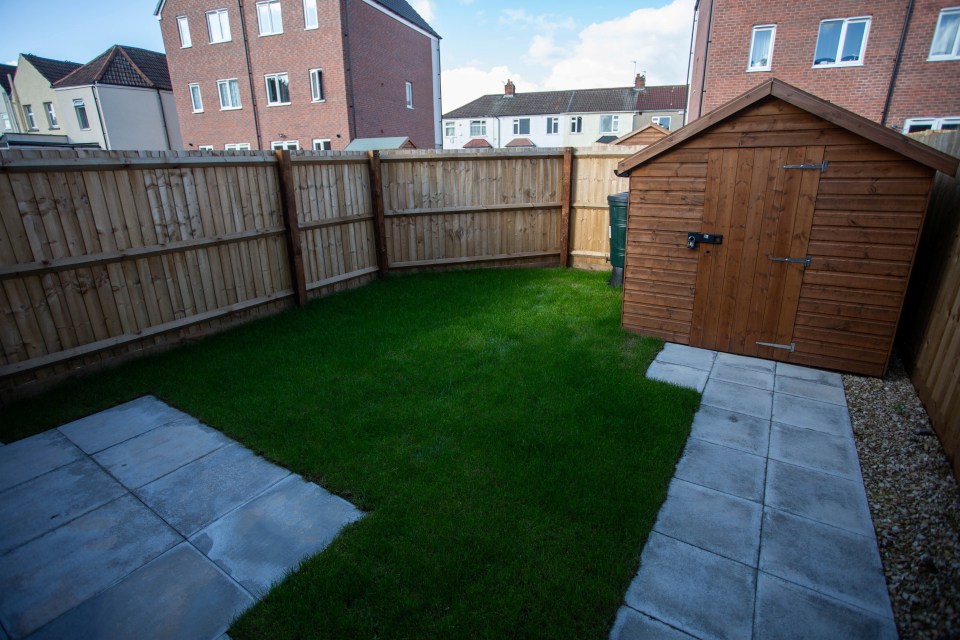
(617, 80, 958, 377)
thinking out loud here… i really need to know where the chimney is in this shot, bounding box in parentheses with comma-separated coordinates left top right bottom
(505, 79, 515, 97)
(635, 74, 646, 90)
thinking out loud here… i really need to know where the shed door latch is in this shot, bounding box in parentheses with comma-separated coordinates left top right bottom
(756, 341, 795, 352)
(784, 160, 828, 172)
(768, 255, 812, 267)
(687, 232, 724, 249)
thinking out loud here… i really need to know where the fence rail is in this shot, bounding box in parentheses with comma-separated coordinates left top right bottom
(0, 146, 638, 399)
(899, 131, 960, 477)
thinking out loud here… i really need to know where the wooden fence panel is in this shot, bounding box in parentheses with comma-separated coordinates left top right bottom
(898, 131, 960, 477)
(570, 148, 642, 270)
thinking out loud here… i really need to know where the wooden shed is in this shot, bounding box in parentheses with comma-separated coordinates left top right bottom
(617, 80, 958, 377)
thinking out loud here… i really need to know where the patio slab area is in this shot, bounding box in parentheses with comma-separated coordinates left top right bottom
(614, 345, 896, 640)
(0, 397, 363, 640)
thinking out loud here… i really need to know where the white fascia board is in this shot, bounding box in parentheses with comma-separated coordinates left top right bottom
(361, 0, 439, 41)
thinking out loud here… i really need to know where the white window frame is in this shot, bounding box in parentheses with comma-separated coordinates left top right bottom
(265, 73, 291, 106)
(570, 116, 582, 134)
(599, 115, 619, 134)
(189, 83, 203, 113)
(206, 9, 231, 44)
(177, 16, 192, 48)
(198, 145, 214, 150)
(405, 81, 413, 109)
(24, 104, 37, 130)
(813, 17, 871, 68)
(512, 118, 530, 135)
(271, 140, 299, 150)
(546, 117, 559, 135)
(748, 24, 776, 71)
(652, 115, 672, 130)
(72, 99, 90, 130)
(257, 0, 283, 36)
(469, 120, 486, 137)
(903, 116, 960, 133)
(44, 102, 59, 129)
(444, 121, 455, 137)
(312, 138, 332, 150)
(929, 7, 960, 61)
(225, 143, 251, 150)
(303, 0, 318, 29)
(217, 78, 242, 110)
(309, 68, 324, 102)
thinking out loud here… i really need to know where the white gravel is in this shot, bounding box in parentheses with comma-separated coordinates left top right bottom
(844, 354, 960, 639)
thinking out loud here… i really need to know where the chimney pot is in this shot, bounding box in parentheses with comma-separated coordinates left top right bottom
(505, 79, 515, 96)
(635, 74, 646, 89)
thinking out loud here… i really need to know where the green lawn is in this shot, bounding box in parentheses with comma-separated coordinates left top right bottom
(2, 268, 700, 639)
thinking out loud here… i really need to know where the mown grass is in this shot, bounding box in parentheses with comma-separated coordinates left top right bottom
(2, 268, 699, 639)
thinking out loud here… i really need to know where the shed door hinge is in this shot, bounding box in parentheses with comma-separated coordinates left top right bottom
(756, 341, 795, 352)
(768, 255, 812, 267)
(784, 160, 828, 172)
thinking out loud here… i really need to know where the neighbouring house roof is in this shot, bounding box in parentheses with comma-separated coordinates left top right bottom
(444, 84, 688, 119)
(595, 135, 618, 144)
(617, 79, 959, 176)
(153, 0, 440, 39)
(54, 45, 172, 91)
(20, 54, 81, 84)
(344, 136, 415, 151)
(0, 132, 100, 149)
(0, 64, 15, 95)
(505, 138, 535, 147)
(612, 123, 670, 145)
(463, 138, 492, 149)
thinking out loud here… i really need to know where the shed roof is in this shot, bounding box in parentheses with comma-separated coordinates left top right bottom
(0, 64, 15, 96)
(344, 136, 414, 151)
(21, 54, 81, 84)
(612, 123, 669, 145)
(54, 46, 172, 91)
(618, 80, 958, 176)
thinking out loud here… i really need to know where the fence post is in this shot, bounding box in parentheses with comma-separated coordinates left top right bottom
(559, 147, 574, 268)
(275, 149, 308, 306)
(368, 150, 389, 276)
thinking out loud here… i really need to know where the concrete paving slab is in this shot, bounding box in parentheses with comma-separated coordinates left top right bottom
(754, 573, 897, 640)
(657, 343, 717, 371)
(625, 533, 756, 640)
(654, 479, 762, 566)
(0, 430, 83, 493)
(714, 352, 777, 373)
(765, 460, 873, 535)
(675, 438, 766, 502)
(28, 543, 254, 640)
(701, 378, 773, 420)
(0, 457, 125, 555)
(759, 509, 892, 617)
(59, 396, 192, 454)
(775, 376, 847, 406)
(190, 475, 364, 596)
(709, 363, 775, 391)
(776, 363, 843, 388)
(772, 393, 852, 436)
(136, 443, 290, 537)
(94, 419, 233, 489)
(610, 607, 696, 640)
(0, 494, 181, 638)
(769, 423, 859, 480)
(689, 405, 770, 457)
(646, 361, 710, 392)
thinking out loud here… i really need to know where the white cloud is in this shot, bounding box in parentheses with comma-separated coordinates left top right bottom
(543, 0, 694, 89)
(411, 0, 435, 22)
(527, 34, 564, 67)
(441, 66, 543, 113)
(499, 9, 576, 32)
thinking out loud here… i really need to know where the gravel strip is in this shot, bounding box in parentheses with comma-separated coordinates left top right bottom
(844, 354, 960, 639)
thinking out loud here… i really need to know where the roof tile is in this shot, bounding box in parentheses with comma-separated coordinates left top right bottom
(54, 46, 172, 91)
(21, 54, 82, 84)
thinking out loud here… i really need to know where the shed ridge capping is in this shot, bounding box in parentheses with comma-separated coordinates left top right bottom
(616, 79, 959, 176)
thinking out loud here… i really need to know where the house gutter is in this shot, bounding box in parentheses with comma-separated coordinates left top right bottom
(91, 83, 111, 149)
(696, 0, 715, 121)
(881, 0, 915, 128)
(237, 0, 264, 149)
(155, 89, 173, 149)
(684, 1, 699, 125)
(341, 0, 358, 142)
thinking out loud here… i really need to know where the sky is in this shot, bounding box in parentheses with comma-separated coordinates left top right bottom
(0, 0, 696, 112)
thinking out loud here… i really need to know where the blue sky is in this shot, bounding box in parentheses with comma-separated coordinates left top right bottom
(0, 0, 695, 111)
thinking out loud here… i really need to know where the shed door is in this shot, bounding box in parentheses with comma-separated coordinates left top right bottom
(689, 146, 824, 359)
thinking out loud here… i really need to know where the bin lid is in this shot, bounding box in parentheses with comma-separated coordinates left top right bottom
(607, 192, 629, 204)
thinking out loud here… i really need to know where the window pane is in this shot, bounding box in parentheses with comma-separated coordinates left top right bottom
(230, 80, 240, 106)
(931, 11, 960, 56)
(278, 75, 289, 103)
(814, 20, 842, 65)
(907, 122, 934, 132)
(841, 21, 867, 62)
(178, 16, 192, 47)
(750, 28, 772, 68)
(271, 2, 282, 31)
(258, 3, 269, 30)
(304, 0, 318, 28)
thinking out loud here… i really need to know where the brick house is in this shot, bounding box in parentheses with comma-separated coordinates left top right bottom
(442, 75, 687, 150)
(687, 0, 960, 132)
(154, 0, 441, 151)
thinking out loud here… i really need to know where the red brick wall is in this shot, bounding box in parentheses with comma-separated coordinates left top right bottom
(886, 1, 960, 128)
(346, 0, 437, 148)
